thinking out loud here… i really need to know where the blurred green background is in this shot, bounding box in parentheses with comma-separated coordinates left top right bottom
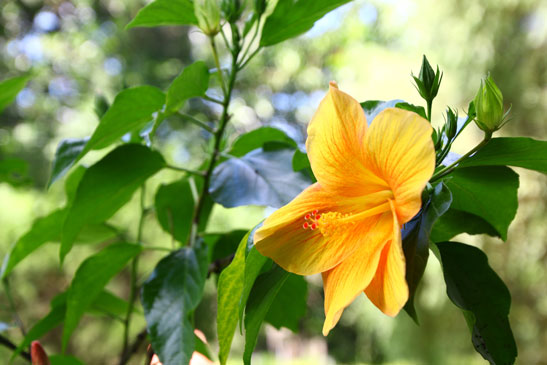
(1, 0, 546, 364)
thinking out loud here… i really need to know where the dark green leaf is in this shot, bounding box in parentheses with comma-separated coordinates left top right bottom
(292, 149, 309, 171)
(443, 166, 519, 240)
(155, 178, 194, 244)
(436, 242, 517, 365)
(360, 99, 404, 124)
(243, 265, 290, 364)
(217, 231, 250, 365)
(210, 148, 311, 208)
(47, 138, 89, 187)
(395, 102, 427, 120)
(60, 144, 165, 261)
(431, 209, 500, 242)
(205, 229, 247, 262)
(49, 355, 84, 365)
(0, 158, 29, 186)
(230, 127, 296, 157)
(265, 274, 307, 332)
(166, 61, 210, 112)
(126, 0, 197, 29)
(0, 74, 29, 114)
(142, 241, 209, 365)
(458, 137, 547, 174)
(402, 182, 452, 321)
(62, 243, 141, 350)
(260, 0, 351, 47)
(76, 86, 165, 163)
(1, 209, 67, 279)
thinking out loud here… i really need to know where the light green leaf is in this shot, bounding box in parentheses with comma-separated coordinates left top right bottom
(49, 355, 84, 365)
(458, 137, 547, 174)
(60, 144, 165, 262)
(166, 61, 210, 112)
(76, 86, 165, 163)
(142, 241, 209, 365)
(0, 158, 29, 186)
(436, 242, 517, 365)
(127, 0, 197, 29)
(1, 209, 67, 279)
(47, 138, 89, 187)
(62, 243, 142, 350)
(230, 127, 296, 157)
(443, 166, 518, 240)
(260, 0, 352, 47)
(217, 231, 250, 365)
(0, 74, 29, 114)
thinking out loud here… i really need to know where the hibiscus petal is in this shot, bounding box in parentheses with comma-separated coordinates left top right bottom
(306, 83, 388, 197)
(254, 183, 381, 275)
(320, 211, 393, 335)
(364, 107, 435, 223)
(364, 200, 408, 316)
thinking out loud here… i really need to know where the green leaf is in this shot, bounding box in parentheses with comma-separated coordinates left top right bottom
(458, 137, 547, 174)
(127, 0, 197, 29)
(239, 246, 272, 326)
(265, 274, 307, 332)
(210, 148, 311, 208)
(1, 209, 67, 279)
(395, 102, 427, 120)
(443, 166, 518, 240)
(166, 61, 210, 112)
(142, 241, 209, 365)
(0, 158, 29, 186)
(60, 144, 165, 261)
(431, 209, 500, 242)
(0, 74, 29, 114)
(435, 242, 517, 364)
(47, 138, 89, 188)
(260, 0, 352, 47)
(402, 182, 452, 322)
(360, 99, 404, 124)
(62, 243, 141, 350)
(89, 290, 132, 318)
(243, 265, 290, 364)
(230, 127, 296, 157)
(12, 302, 66, 360)
(76, 86, 165, 163)
(217, 231, 250, 365)
(155, 178, 195, 244)
(49, 355, 84, 365)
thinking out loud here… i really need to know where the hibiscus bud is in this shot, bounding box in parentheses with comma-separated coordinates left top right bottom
(194, 0, 221, 36)
(221, 0, 245, 23)
(412, 55, 443, 102)
(31, 341, 50, 365)
(254, 0, 267, 14)
(473, 75, 505, 132)
(445, 107, 458, 139)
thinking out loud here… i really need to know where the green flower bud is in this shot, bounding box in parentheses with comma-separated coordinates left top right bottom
(473, 75, 505, 132)
(445, 107, 458, 139)
(254, 0, 267, 15)
(222, 0, 245, 23)
(412, 55, 443, 102)
(194, 0, 221, 36)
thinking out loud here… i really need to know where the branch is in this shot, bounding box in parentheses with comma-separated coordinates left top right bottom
(0, 334, 31, 362)
(119, 329, 147, 365)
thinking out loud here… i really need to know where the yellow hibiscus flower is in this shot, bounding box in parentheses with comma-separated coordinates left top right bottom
(254, 82, 435, 335)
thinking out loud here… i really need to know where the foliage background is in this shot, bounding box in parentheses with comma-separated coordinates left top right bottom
(0, 0, 546, 363)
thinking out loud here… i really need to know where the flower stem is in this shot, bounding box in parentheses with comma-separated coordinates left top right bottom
(166, 164, 205, 176)
(210, 37, 227, 96)
(120, 184, 146, 365)
(191, 35, 242, 247)
(430, 131, 492, 182)
(177, 112, 215, 133)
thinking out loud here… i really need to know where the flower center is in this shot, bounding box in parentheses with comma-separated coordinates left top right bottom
(302, 201, 392, 237)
